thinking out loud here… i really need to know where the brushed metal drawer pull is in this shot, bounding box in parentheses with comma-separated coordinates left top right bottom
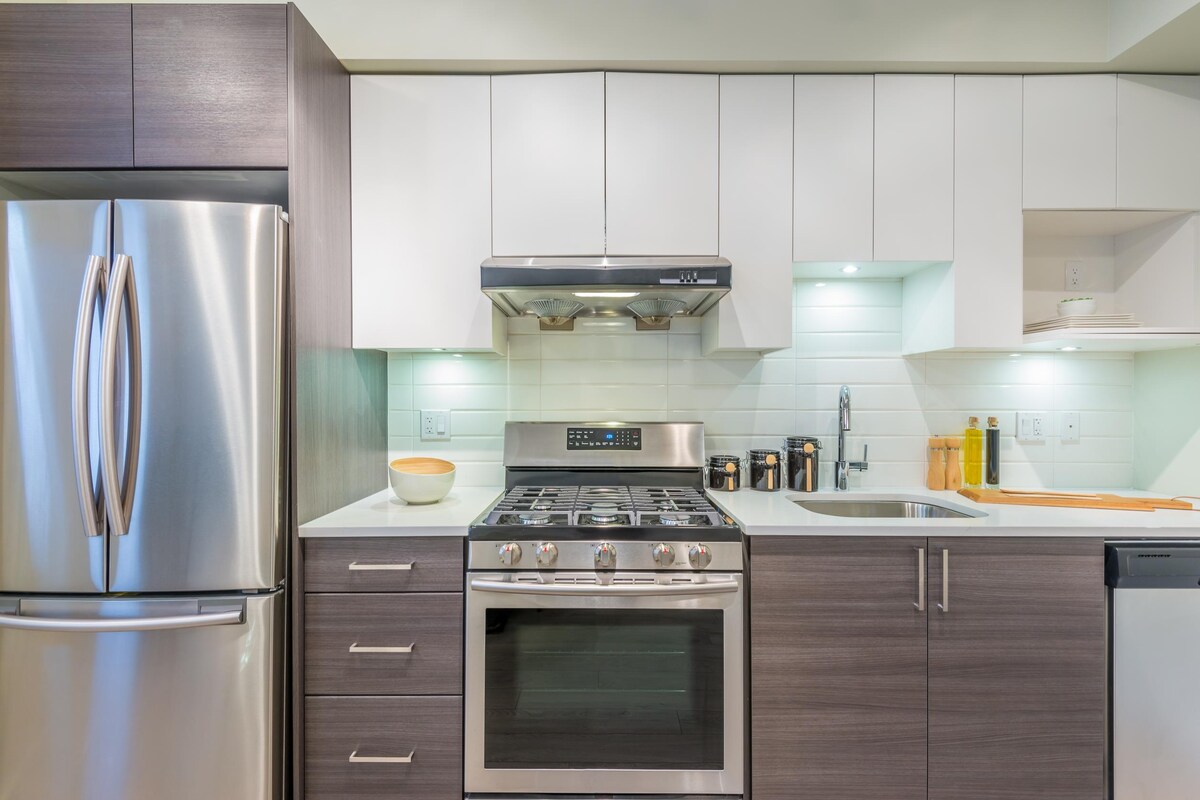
(348, 562, 413, 571)
(348, 642, 415, 654)
(348, 750, 414, 764)
(937, 549, 950, 613)
(914, 547, 926, 612)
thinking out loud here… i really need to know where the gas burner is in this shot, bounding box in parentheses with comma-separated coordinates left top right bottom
(658, 512, 698, 527)
(584, 502, 621, 524)
(518, 512, 552, 526)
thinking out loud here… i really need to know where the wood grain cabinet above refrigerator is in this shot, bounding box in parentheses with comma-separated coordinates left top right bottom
(0, 3, 289, 170)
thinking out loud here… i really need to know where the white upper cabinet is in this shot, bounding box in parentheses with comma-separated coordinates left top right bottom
(605, 72, 719, 255)
(793, 75, 874, 262)
(1023, 74, 1117, 209)
(1117, 74, 1200, 210)
(351, 75, 505, 352)
(874, 75, 954, 261)
(704, 75, 794, 354)
(491, 72, 606, 255)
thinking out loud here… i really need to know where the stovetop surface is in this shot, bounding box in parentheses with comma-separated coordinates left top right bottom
(471, 484, 740, 541)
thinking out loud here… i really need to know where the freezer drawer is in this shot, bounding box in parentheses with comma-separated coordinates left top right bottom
(0, 591, 284, 800)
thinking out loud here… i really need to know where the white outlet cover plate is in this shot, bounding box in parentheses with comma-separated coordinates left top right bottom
(420, 409, 451, 441)
(1016, 411, 1049, 443)
(1060, 411, 1081, 444)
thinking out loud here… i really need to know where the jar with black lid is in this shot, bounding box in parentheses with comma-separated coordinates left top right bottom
(707, 455, 741, 492)
(785, 436, 822, 492)
(747, 449, 782, 492)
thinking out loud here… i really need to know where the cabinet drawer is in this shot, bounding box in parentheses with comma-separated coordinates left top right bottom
(305, 695, 462, 800)
(304, 538, 464, 592)
(305, 593, 462, 695)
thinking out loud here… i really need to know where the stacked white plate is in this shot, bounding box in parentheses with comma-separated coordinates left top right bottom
(1024, 313, 1142, 333)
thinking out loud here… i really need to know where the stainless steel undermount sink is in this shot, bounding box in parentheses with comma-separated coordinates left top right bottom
(792, 498, 982, 519)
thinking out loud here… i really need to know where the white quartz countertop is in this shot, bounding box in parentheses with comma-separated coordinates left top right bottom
(299, 487, 502, 538)
(707, 486, 1200, 538)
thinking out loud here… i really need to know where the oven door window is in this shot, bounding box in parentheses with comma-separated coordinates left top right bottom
(483, 608, 724, 770)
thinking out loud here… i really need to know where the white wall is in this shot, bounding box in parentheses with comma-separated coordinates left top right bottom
(388, 279, 1135, 490)
(1109, 0, 1200, 56)
(1133, 347, 1200, 495)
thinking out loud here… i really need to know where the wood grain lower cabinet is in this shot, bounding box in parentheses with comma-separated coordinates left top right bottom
(305, 696, 462, 800)
(750, 535, 1105, 800)
(751, 536, 929, 800)
(304, 592, 463, 695)
(927, 537, 1105, 800)
(303, 538, 465, 593)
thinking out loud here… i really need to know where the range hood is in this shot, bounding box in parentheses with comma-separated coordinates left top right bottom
(481, 256, 732, 330)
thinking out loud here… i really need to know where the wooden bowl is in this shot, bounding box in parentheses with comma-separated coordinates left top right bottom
(388, 457, 456, 504)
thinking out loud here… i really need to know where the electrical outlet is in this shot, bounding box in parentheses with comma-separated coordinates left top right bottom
(1016, 411, 1048, 443)
(1065, 261, 1082, 290)
(1060, 411, 1081, 444)
(420, 409, 451, 442)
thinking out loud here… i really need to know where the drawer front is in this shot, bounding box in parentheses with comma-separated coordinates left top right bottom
(305, 695, 462, 800)
(304, 538, 464, 592)
(305, 593, 463, 695)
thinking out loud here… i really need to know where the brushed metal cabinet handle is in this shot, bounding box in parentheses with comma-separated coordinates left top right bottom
(72, 255, 107, 538)
(348, 562, 413, 571)
(937, 548, 950, 613)
(914, 547, 926, 611)
(348, 750, 414, 764)
(348, 643, 415, 654)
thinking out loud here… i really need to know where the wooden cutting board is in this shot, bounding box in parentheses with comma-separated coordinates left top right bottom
(958, 488, 1194, 512)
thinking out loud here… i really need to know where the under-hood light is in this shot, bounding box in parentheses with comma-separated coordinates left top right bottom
(572, 291, 641, 298)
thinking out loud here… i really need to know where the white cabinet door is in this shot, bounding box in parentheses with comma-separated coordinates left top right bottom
(950, 75, 1023, 350)
(792, 75, 874, 262)
(605, 72, 719, 255)
(704, 75, 793, 354)
(1117, 74, 1200, 210)
(351, 75, 505, 352)
(874, 74, 954, 261)
(491, 72, 606, 255)
(1023, 74, 1117, 209)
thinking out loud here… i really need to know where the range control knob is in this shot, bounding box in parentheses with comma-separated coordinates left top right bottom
(651, 542, 676, 567)
(498, 542, 522, 567)
(594, 542, 617, 569)
(689, 543, 713, 570)
(535, 541, 559, 567)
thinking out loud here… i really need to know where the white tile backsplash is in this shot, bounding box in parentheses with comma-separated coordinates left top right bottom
(388, 279, 1135, 490)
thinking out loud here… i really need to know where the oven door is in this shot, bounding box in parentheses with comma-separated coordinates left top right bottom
(465, 571, 744, 796)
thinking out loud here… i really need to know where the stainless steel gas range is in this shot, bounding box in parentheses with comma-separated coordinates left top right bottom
(465, 421, 745, 799)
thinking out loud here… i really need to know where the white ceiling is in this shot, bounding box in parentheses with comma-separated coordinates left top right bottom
(12, 0, 1200, 74)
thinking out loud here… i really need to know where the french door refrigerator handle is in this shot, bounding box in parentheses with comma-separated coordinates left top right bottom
(0, 602, 244, 633)
(99, 254, 143, 536)
(72, 255, 108, 538)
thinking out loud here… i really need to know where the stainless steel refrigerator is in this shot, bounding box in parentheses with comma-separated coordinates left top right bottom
(0, 199, 287, 800)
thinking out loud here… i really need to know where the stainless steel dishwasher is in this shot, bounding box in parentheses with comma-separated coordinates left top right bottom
(1106, 542, 1200, 800)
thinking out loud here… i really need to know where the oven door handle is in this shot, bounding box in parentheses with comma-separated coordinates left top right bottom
(468, 578, 740, 596)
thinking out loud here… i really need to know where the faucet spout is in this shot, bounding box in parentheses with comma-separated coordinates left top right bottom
(835, 385, 868, 490)
(838, 385, 851, 431)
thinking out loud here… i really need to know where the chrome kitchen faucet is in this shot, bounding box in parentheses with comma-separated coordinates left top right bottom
(835, 385, 869, 490)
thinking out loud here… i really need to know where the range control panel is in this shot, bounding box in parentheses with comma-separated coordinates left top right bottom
(567, 426, 642, 450)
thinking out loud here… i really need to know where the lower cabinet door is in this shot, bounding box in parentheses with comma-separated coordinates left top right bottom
(305, 696, 462, 800)
(751, 536, 929, 800)
(927, 537, 1105, 800)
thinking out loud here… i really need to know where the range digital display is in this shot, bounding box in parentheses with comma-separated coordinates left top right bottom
(567, 427, 641, 450)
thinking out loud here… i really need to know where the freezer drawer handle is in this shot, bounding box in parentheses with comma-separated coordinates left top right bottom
(72, 254, 108, 538)
(348, 750, 414, 764)
(348, 562, 413, 571)
(99, 253, 143, 537)
(0, 603, 244, 633)
(348, 643, 415, 654)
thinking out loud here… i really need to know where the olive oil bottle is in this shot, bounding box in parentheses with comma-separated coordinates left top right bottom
(963, 416, 984, 488)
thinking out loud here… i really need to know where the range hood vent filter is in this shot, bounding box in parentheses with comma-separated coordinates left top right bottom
(524, 298, 584, 330)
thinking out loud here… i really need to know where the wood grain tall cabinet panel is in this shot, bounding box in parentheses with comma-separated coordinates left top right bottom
(133, 4, 289, 167)
(288, 6, 388, 798)
(0, 4, 134, 168)
(751, 536, 929, 800)
(927, 538, 1105, 800)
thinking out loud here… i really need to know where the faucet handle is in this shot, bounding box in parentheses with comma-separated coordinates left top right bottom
(851, 444, 869, 471)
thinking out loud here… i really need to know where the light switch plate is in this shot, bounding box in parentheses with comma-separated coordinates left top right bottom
(1060, 411, 1080, 444)
(420, 409, 451, 441)
(1016, 411, 1048, 443)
